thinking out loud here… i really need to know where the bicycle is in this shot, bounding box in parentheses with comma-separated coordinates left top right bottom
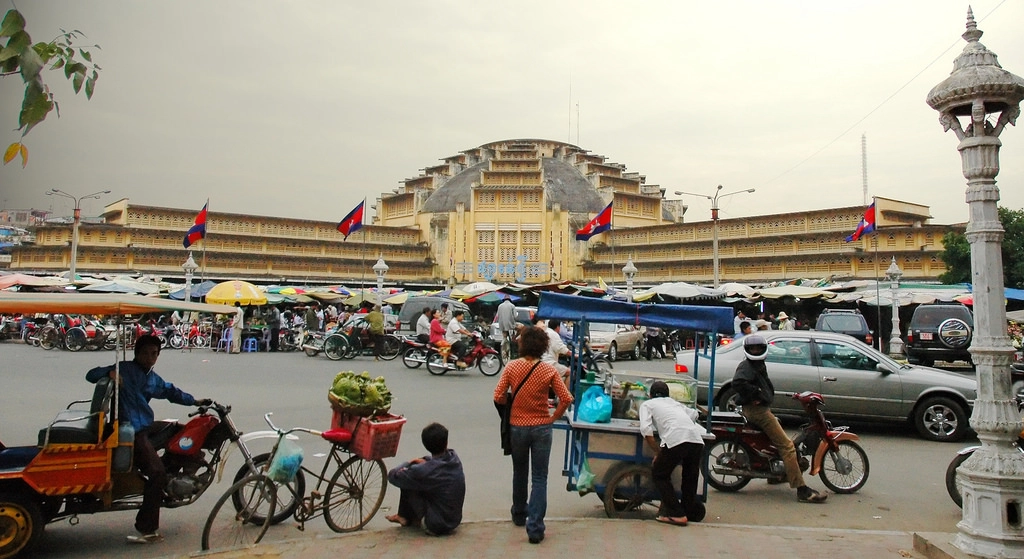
(202, 412, 389, 551)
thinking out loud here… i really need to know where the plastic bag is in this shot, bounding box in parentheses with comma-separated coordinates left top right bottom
(268, 438, 304, 483)
(578, 385, 612, 423)
(577, 455, 596, 495)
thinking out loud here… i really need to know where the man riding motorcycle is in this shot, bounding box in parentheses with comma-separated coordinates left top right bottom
(730, 334, 828, 503)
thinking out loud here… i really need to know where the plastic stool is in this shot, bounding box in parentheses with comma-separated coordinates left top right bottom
(242, 337, 258, 352)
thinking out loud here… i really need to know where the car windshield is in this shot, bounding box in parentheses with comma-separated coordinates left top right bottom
(911, 307, 972, 326)
(819, 316, 864, 331)
(588, 322, 618, 332)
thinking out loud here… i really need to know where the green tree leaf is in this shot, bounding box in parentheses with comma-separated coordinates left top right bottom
(84, 76, 95, 99)
(0, 10, 26, 39)
(79, 48, 91, 62)
(71, 71, 83, 93)
(19, 79, 53, 134)
(940, 206, 1024, 288)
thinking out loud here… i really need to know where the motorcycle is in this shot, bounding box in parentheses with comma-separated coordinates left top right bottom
(300, 329, 348, 360)
(703, 391, 870, 494)
(20, 319, 41, 346)
(401, 336, 431, 369)
(946, 397, 1024, 508)
(278, 326, 301, 352)
(426, 331, 503, 376)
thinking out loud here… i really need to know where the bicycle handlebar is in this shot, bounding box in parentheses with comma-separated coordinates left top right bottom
(263, 412, 322, 437)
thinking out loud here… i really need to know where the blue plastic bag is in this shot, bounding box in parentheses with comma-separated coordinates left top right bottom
(578, 385, 612, 423)
(268, 438, 304, 483)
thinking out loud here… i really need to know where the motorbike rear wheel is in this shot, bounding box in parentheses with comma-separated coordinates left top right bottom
(703, 439, 753, 492)
(818, 440, 869, 494)
(946, 450, 971, 508)
(168, 331, 185, 349)
(402, 346, 426, 369)
(426, 352, 449, 375)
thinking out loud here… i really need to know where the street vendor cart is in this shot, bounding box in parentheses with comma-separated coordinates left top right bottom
(535, 292, 733, 522)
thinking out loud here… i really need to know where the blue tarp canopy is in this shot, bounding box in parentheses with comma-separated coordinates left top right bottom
(535, 291, 734, 333)
(167, 280, 218, 301)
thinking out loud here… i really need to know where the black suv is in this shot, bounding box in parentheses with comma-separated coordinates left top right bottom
(906, 302, 973, 367)
(815, 309, 874, 348)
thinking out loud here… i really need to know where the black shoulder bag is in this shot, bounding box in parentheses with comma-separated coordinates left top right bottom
(495, 361, 541, 456)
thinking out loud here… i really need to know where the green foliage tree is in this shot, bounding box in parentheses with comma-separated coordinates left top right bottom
(1, 9, 101, 167)
(940, 206, 1024, 289)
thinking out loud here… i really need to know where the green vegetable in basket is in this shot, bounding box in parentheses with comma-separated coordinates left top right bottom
(666, 381, 694, 403)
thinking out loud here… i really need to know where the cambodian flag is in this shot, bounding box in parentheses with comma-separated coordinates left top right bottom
(845, 202, 876, 242)
(576, 202, 613, 241)
(182, 202, 208, 248)
(337, 200, 365, 240)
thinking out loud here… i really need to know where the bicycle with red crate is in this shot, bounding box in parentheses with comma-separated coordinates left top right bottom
(201, 406, 406, 551)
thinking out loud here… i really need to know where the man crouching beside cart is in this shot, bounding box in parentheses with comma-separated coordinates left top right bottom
(85, 334, 212, 545)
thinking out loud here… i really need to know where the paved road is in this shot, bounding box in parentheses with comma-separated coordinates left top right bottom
(1, 344, 969, 558)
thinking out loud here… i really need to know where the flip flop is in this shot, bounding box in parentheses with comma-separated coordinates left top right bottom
(655, 516, 688, 526)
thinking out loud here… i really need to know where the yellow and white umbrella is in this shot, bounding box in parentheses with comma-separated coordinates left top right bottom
(205, 280, 267, 306)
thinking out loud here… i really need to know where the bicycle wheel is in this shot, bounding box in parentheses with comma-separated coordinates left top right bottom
(378, 335, 402, 361)
(324, 334, 349, 361)
(202, 474, 275, 551)
(37, 327, 58, 350)
(234, 452, 305, 525)
(324, 455, 387, 532)
(64, 327, 87, 352)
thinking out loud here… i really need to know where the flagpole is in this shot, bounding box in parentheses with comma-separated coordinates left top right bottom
(359, 198, 367, 298)
(873, 232, 882, 350)
(201, 198, 209, 282)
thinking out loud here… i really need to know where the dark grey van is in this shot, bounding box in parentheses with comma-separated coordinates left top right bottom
(396, 296, 472, 336)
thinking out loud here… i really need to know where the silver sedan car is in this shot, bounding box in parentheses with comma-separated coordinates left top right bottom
(674, 330, 977, 442)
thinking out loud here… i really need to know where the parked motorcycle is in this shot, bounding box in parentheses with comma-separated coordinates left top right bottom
(426, 331, 503, 376)
(20, 319, 42, 346)
(278, 326, 301, 352)
(300, 329, 347, 360)
(946, 397, 1024, 508)
(703, 391, 869, 494)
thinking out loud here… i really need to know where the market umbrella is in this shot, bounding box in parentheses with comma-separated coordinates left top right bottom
(384, 291, 412, 305)
(0, 273, 70, 290)
(461, 281, 500, 295)
(79, 278, 161, 295)
(167, 280, 219, 301)
(205, 280, 267, 306)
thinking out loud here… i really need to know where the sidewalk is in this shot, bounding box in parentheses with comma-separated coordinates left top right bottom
(183, 518, 949, 559)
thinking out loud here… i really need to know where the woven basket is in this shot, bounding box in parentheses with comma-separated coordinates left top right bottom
(327, 391, 385, 417)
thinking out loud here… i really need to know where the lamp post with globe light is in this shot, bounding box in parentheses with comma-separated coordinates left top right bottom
(884, 257, 904, 357)
(622, 255, 637, 303)
(182, 252, 199, 303)
(373, 256, 389, 307)
(927, 9, 1024, 556)
(674, 185, 755, 288)
(46, 189, 110, 280)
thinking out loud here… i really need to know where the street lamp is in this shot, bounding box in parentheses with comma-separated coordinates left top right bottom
(622, 255, 637, 303)
(46, 188, 111, 280)
(182, 252, 199, 303)
(372, 255, 389, 307)
(927, 10, 1024, 555)
(885, 257, 904, 357)
(674, 185, 755, 288)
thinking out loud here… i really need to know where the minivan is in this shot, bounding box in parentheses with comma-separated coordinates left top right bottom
(396, 296, 472, 336)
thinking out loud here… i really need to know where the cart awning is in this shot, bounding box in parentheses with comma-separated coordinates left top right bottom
(0, 292, 239, 316)
(535, 291, 733, 333)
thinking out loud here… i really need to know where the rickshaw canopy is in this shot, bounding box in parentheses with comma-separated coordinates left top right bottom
(535, 291, 733, 333)
(0, 291, 240, 317)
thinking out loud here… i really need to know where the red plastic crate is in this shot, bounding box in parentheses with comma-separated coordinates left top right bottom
(331, 410, 406, 460)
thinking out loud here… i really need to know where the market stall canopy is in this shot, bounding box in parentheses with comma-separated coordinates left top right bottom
(167, 279, 218, 301)
(304, 291, 346, 303)
(638, 282, 726, 301)
(1007, 309, 1024, 322)
(718, 282, 756, 297)
(0, 291, 239, 317)
(205, 280, 267, 306)
(460, 281, 500, 295)
(79, 278, 161, 295)
(752, 286, 838, 300)
(536, 291, 734, 333)
(0, 273, 70, 290)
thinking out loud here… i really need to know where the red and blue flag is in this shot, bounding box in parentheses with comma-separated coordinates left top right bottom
(337, 200, 365, 240)
(576, 202, 613, 241)
(845, 202, 876, 242)
(182, 202, 208, 248)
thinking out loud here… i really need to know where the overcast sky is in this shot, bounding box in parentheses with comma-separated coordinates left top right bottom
(2, 1, 1023, 228)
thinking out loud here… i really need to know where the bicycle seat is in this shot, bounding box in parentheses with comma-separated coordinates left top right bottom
(321, 428, 353, 444)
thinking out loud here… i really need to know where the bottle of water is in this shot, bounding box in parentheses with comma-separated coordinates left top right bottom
(112, 423, 135, 472)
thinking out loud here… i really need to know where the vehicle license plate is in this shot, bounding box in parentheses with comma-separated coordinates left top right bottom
(920, 332, 933, 340)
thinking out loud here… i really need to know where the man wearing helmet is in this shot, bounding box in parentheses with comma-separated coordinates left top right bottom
(731, 334, 828, 503)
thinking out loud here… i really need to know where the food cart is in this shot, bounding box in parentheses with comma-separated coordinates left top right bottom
(535, 292, 733, 521)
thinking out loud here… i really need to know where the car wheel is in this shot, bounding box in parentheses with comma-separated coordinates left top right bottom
(716, 387, 741, 412)
(608, 342, 618, 362)
(914, 396, 969, 442)
(631, 342, 641, 360)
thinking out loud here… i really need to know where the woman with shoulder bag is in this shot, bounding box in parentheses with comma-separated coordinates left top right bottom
(492, 326, 573, 545)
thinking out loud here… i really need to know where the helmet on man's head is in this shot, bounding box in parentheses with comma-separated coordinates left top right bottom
(743, 334, 768, 361)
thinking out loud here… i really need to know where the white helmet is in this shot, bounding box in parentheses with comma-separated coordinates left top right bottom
(743, 334, 768, 361)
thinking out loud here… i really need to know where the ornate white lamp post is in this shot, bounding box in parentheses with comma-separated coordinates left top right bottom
(372, 256, 389, 307)
(675, 185, 755, 287)
(182, 252, 199, 303)
(928, 9, 1024, 556)
(46, 188, 110, 279)
(885, 257, 904, 357)
(622, 255, 637, 303)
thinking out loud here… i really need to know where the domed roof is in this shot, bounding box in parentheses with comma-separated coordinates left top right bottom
(419, 156, 608, 214)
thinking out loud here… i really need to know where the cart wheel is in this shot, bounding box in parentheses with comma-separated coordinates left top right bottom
(0, 493, 44, 558)
(688, 500, 706, 523)
(603, 465, 659, 519)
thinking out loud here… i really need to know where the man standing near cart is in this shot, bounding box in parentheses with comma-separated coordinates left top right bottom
(639, 380, 705, 526)
(86, 334, 212, 544)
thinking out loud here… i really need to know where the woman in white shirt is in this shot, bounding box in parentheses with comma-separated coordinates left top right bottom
(639, 381, 706, 526)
